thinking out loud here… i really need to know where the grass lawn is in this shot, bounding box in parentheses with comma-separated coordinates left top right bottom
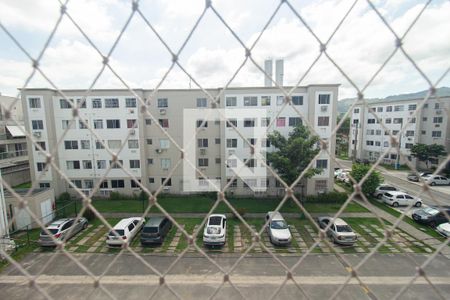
(0, 228, 41, 272)
(12, 182, 32, 189)
(380, 164, 411, 171)
(91, 196, 368, 214)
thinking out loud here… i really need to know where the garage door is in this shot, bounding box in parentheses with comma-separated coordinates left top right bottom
(14, 207, 31, 230)
(40, 199, 54, 225)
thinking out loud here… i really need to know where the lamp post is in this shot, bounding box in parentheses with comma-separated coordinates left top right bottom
(352, 121, 360, 163)
(395, 119, 403, 170)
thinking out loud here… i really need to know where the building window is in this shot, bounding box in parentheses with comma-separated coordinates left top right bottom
(367, 119, 376, 124)
(145, 119, 152, 125)
(276, 96, 284, 105)
(105, 98, 119, 108)
(35, 141, 46, 151)
(82, 160, 92, 169)
(243, 96, 257, 106)
(375, 129, 382, 135)
(386, 106, 392, 112)
(110, 160, 123, 169)
(130, 160, 140, 169)
(405, 130, 414, 137)
(384, 141, 389, 147)
(125, 98, 137, 108)
(226, 119, 237, 127)
(198, 158, 209, 167)
(375, 141, 381, 146)
(245, 158, 256, 168)
(409, 117, 416, 123)
(148, 177, 155, 184)
(377, 107, 383, 112)
(127, 119, 138, 128)
(244, 118, 256, 127)
(71, 180, 82, 188)
(215, 158, 221, 164)
(261, 96, 271, 106)
(423, 117, 427, 121)
(97, 160, 106, 169)
(146, 139, 153, 145)
(433, 117, 443, 123)
(157, 98, 168, 108)
(196, 120, 207, 128)
(227, 139, 237, 148)
(29, 98, 41, 108)
(99, 181, 108, 188)
(432, 131, 442, 137)
(80, 140, 90, 149)
(93, 119, 103, 129)
(64, 140, 78, 150)
(96, 140, 105, 149)
(261, 117, 270, 127)
(215, 138, 220, 144)
(161, 178, 172, 186)
(79, 120, 88, 129)
(62, 120, 74, 129)
(315, 180, 327, 192)
(39, 182, 50, 188)
(393, 118, 403, 124)
(92, 98, 102, 108)
(353, 108, 359, 113)
(318, 94, 330, 104)
(147, 159, 153, 165)
(366, 141, 374, 146)
(106, 119, 121, 129)
(226, 97, 237, 107)
(421, 130, 426, 135)
(107, 140, 121, 149)
(161, 158, 171, 169)
(228, 179, 237, 187)
(289, 117, 302, 127)
(227, 159, 237, 168)
(261, 138, 271, 147)
(276, 117, 286, 127)
(131, 179, 141, 188)
(317, 116, 329, 126)
(316, 159, 328, 169)
(111, 180, 125, 188)
(76, 99, 86, 108)
(83, 180, 93, 189)
(353, 119, 359, 124)
(60, 99, 73, 109)
(196, 98, 207, 108)
(394, 105, 404, 112)
(408, 104, 417, 111)
(159, 139, 170, 149)
(405, 143, 413, 149)
(66, 160, 80, 170)
(292, 96, 303, 105)
(32, 120, 44, 130)
(159, 119, 169, 128)
(36, 162, 46, 172)
(385, 118, 392, 124)
(197, 138, 208, 148)
(435, 103, 440, 109)
(128, 140, 139, 149)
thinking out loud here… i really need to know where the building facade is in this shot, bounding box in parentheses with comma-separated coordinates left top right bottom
(21, 85, 338, 198)
(349, 96, 450, 168)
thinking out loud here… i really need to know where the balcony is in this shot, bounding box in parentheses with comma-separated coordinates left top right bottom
(0, 150, 28, 161)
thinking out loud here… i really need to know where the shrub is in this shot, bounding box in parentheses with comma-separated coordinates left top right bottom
(57, 192, 71, 203)
(233, 207, 246, 219)
(82, 207, 97, 221)
(350, 163, 383, 196)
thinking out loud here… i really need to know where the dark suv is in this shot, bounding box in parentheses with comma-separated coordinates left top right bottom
(412, 206, 450, 227)
(140, 217, 172, 245)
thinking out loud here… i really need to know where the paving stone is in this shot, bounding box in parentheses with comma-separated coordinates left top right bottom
(87, 246, 97, 253)
(425, 248, 433, 253)
(355, 247, 365, 253)
(68, 246, 78, 251)
(404, 248, 414, 253)
(100, 247, 108, 253)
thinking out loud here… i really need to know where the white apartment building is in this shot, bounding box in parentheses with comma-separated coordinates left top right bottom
(21, 85, 338, 198)
(349, 96, 450, 168)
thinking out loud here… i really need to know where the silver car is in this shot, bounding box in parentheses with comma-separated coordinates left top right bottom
(265, 211, 292, 245)
(317, 217, 357, 245)
(39, 218, 88, 246)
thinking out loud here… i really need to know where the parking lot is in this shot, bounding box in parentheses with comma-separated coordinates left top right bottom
(35, 217, 435, 255)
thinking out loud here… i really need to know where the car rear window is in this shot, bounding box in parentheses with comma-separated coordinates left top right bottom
(41, 229, 58, 235)
(271, 220, 288, 229)
(206, 227, 221, 234)
(208, 216, 222, 226)
(108, 229, 125, 236)
(336, 225, 352, 232)
(143, 227, 158, 233)
(384, 193, 393, 197)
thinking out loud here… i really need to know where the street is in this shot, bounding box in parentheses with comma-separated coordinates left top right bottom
(1, 252, 450, 299)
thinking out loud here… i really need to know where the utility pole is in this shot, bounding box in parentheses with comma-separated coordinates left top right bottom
(395, 119, 403, 170)
(352, 122, 359, 163)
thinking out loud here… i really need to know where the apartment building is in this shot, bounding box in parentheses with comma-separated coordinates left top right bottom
(0, 95, 30, 186)
(21, 85, 338, 197)
(349, 95, 450, 168)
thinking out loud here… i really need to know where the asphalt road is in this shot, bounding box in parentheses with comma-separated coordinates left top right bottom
(336, 159, 450, 207)
(1, 252, 450, 299)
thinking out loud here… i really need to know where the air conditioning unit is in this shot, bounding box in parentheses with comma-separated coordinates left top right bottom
(33, 131, 41, 138)
(435, 124, 440, 127)
(129, 109, 135, 113)
(155, 148, 162, 154)
(321, 105, 328, 112)
(159, 109, 166, 115)
(129, 129, 136, 135)
(163, 187, 170, 191)
(200, 148, 207, 155)
(436, 110, 442, 115)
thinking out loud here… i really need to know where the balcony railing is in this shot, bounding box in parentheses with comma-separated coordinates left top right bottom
(0, 150, 28, 160)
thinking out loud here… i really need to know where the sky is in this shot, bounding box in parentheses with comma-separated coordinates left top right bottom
(0, 0, 449, 100)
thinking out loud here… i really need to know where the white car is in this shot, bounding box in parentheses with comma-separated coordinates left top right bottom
(382, 191, 422, 207)
(424, 175, 450, 186)
(373, 185, 400, 199)
(203, 214, 227, 247)
(337, 171, 351, 183)
(335, 168, 350, 178)
(436, 222, 450, 237)
(106, 217, 144, 247)
(265, 211, 292, 245)
(317, 217, 357, 246)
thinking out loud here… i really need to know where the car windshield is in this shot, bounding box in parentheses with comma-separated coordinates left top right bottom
(271, 220, 288, 229)
(208, 216, 222, 226)
(41, 229, 58, 235)
(143, 227, 158, 233)
(336, 225, 353, 232)
(206, 226, 221, 234)
(423, 207, 439, 215)
(108, 229, 125, 236)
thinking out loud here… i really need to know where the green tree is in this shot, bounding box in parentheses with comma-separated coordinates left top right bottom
(350, 163, 383, 195)
(411, 144, 447, 168)
(267, 125, 321, 186)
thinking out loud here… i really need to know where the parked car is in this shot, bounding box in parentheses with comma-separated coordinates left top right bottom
(424, 175, 450, 186)
(412, 206, 450, 227)
(407, 173, 420, 182)
(203, 214, 227, 247)
(420, 172, 433, 178)
(335, 168, 350, 179)
(140, 217, 172, 245)
(382, 191, 422, 207)
(39, 217, 88, 247)
(373, 185, 400, 199)
(265, 211, 292, 246)
(337, 171, 351, 183)
(106, 217, 144, 247)
(436, 222, 450, 237)
(317, 216, 357, 245)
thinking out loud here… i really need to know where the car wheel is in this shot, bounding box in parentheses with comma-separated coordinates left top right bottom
(431, 182, 436, 186)
(377, 194, 382, 199)
(83, 223, 88, 229)
(414, 202, 422, 207)
(392, 202, 399, 207)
